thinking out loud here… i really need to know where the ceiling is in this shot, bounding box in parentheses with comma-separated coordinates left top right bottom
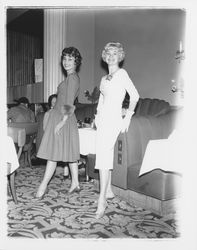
(7, 9, 44, 37)
(7, 9, 28, 23)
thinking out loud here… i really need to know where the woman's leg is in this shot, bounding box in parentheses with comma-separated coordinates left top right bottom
(95, 169, 110, 218)
(36, 160, 57, 197)
(106, 170, 115, 198)
(64, 166, 69, 176)
(95, 122, 120, 218)
(63, 165, 70, 179)
(68, 161, 79, 193)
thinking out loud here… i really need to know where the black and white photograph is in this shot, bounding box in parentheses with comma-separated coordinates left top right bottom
(1, 0, 197, 249)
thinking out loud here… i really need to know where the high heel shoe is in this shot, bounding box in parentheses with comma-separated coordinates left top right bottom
(95, 201, 107, 219)
(106, 193, 115, 199)
(68, 186, 80, 195)
(94, 193, 115, 204)
(34, 187, 48, 200)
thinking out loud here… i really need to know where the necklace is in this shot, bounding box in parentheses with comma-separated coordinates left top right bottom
(106, 68, 120, 81)
(67, 71, 76, 76)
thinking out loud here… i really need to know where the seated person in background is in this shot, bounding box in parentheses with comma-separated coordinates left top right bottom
(43, 94, 57, 131)
(7, 97, 35, 123)
(36, 103, 47, 119)
(35, 103, 47, 153)
(35, 95, 57, 153)
(7, 97, 36, 165)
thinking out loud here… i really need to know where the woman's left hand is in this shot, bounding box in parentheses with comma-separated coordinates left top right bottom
(121, 116, 131, 133)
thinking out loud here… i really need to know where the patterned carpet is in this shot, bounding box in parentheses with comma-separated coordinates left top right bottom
(7, 163, 180, 239)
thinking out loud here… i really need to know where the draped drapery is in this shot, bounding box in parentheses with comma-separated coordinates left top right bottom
(7, 9, 68, 103)
(7, 30, 42, 87)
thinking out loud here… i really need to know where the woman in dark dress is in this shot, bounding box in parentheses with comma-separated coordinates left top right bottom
(36, 47, 82, 198)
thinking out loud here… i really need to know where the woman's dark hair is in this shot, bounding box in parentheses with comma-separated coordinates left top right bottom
(38, 103, 47, 113)
(48, 94, 57, 108)
(61, 47, 82, 68)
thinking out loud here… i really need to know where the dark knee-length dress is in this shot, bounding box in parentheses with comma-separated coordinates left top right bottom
(37, 73, 80, 162)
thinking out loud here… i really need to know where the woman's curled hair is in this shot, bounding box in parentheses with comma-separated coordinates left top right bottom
(61, 47, 82, 67)
(102, 42, 125, 63)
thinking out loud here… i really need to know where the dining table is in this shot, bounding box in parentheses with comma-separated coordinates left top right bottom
(6, 135, 20, 204)
(139, 129, 183, 176)
(78, 127, 96, 155)
(7, 135, 20, 175)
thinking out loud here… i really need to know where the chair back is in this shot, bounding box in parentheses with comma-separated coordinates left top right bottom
(7, 127, 26, 147)
(8, 122, 38, 136)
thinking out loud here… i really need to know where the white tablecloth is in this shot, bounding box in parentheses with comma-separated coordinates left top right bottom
(7, 136, 19, 175)
(139, 130, 183, 176)
(78, 128, 96, 155)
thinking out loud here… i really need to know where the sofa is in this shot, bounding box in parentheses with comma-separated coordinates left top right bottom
(81, 98, 182, 215)
(112, 108, 182, 214)
(87, 97, 172, 181)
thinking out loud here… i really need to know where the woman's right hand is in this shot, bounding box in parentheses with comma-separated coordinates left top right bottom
(120, 111, 134, 133)
(54, 121, 64, 135)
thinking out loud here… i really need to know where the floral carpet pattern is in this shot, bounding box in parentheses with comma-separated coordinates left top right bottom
(7, 164, 180, 239)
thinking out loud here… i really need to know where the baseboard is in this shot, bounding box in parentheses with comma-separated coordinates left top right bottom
(92, 179, 181, 216)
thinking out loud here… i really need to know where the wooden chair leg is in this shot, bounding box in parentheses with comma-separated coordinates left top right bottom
(84, 156, 89, 182)
(24, 151, 28, 166)
(79, 155, 89, 182)
(27, 148, 32, 168)
(17, 146, 23, 159)
(8, 171, 18, 204)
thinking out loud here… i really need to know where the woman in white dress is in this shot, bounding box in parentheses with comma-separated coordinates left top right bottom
(95, 42, 139, 219)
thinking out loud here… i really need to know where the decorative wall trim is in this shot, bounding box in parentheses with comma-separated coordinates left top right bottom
(7, 82, 44, 103)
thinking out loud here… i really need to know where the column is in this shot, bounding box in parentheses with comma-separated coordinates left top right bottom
(43, 9, 67, 101)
